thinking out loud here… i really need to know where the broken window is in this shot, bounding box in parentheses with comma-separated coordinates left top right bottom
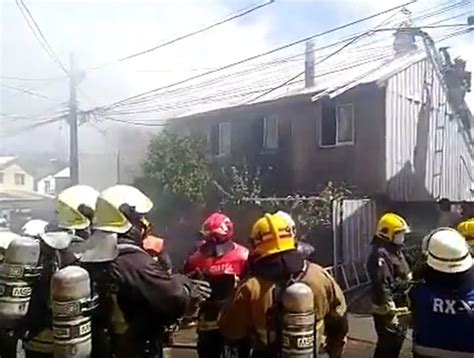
(263, 115, 279, 150)
(320, 102, 354, 147)
(218, 122, 231, 156)
(337, 104, 354, 143)
(209, 122, 231, 156)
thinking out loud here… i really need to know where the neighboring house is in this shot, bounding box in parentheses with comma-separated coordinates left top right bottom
(171, 28, 473, 203)
(0, 156, 35, 192)
(37, 167, 71, 196)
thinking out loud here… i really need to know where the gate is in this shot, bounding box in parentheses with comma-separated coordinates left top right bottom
(331, 198, 377, 292)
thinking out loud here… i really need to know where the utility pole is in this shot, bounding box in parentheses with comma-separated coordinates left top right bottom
(69, 52, 79, 185)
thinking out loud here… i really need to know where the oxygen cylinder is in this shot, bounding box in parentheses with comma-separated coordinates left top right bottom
(281, 282, 316, 358)
(0, 237, 41, 329)
(51, 266, 98, 358)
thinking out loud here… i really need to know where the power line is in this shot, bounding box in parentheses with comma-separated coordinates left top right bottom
(94, 0, 415, 112)
(0, 75, 65, 82)
(0, 82, 58, 101)
(91, 0, 274, 69)
(98, 24, 470, 123)
(16, 0, 69, 76)
(0, 115, 65, 138)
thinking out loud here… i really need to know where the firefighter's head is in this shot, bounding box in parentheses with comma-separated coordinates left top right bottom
(201, 213, 234, 243)
(375, 213, 410, 245)
(250, 213, 296, 261)
(56, 185, 99, 237)
(425, 227, 472, 274)
(457, 219, 474, 252)
(93, 185, 153, 243)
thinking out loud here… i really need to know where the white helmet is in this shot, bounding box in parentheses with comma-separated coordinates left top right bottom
(22, 219, 49, 237)
(94, 185, 153, 234)
(276, 210, 296, 236)
(57, 185, 99, 230)
(425, 228, 473, 274)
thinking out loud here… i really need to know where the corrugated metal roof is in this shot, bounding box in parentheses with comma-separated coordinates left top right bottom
(310, 50, 427, 102)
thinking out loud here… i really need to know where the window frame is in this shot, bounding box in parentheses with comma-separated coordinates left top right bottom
(14, 173, 26, 186)
(262, 115, 279, 151)
(0, 172, 3, 184)
(217, 122, 231, 157)
(319, 103, 355, 148)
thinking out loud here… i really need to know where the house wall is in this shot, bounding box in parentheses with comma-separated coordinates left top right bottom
(179, 85, 386, 196)
(385, 58, 473, 201)
(291, 84, 386, 194)
(0, 164, 34, 191)
(37, 175, 56, 196)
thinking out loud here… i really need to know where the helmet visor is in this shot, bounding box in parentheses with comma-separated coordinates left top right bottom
(57, 200, 89, 230)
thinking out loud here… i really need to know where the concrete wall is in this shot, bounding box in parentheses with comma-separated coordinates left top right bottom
(0, 163, 34, 191)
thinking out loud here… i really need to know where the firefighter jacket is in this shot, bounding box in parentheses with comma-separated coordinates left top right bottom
(109, 237, 191, 340)
(366, 237, 411, 314)
(219, 250, 348, 357)
(410, 267, 474, 357)
(184, 240, 249, 332)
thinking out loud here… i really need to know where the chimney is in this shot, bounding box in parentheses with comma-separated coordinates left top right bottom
(305, 40, 315, 88)
(393, 24, 418, 56)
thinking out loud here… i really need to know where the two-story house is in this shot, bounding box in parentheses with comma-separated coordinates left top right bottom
(171, 29, 473, 205)
(165, 27, 473, 269)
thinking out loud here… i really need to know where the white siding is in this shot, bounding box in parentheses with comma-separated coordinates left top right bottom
(385, 58, 473, 201)
(0, 164, 35, 191)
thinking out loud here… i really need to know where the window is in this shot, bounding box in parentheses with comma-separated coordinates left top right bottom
(14, 173, 25, 186)
(0, 172, 3, 184)
(320, 102, 354, 147)
(44, 180, 52, 194)
(209, 122, 231, 156)
(262, 116, 279, 150)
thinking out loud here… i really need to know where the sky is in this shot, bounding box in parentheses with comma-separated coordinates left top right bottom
(0, 0, 473, 157)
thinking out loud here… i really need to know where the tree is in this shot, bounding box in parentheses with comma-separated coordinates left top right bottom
(143, 130, 210, 203)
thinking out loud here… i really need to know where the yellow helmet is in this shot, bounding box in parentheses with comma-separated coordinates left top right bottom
(250, 213, 296, 260)
(94, 185, 152, 234)
(457, 219, 474, 248)
(376, 213, 410, 243)
(57, 185, 99, 230)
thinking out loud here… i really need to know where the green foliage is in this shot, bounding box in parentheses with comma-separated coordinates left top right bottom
(141, 129, 352, 238)
(143, 130, 209, 204)
(212, 163, 263, 207)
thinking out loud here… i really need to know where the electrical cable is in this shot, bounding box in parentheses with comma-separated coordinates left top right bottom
(93, 1, 469, 113)
(89, 0, 274, 70)
(93, 0, 415, 112)
(0, 82, 58, 101)
(15, 0, 69, 76)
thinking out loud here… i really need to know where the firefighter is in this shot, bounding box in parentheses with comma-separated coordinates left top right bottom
(456, 218, 474, 253)
(22, 185, 99, 358)
(219, 213, 348, 358)
(366, 213, 412, 358)
(275, 210, 315, 260)
(184, 212, 249, 358)
(410, 228, 474, 357)
(94, 185, 211, 358)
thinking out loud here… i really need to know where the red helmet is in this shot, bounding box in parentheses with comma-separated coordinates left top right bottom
(201, 213, 234, 242)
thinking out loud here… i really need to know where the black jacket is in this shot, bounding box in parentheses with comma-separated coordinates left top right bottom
(366, 237, 411, 307)
(110, 238, 191, 337)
